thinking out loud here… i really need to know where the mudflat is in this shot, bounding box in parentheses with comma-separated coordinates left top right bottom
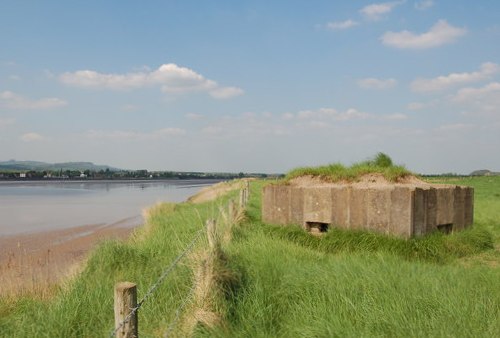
(0, 179, 241, 296)
(0, 218, 137, 295)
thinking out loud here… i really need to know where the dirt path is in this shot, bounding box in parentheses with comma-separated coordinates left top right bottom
(187, 179, 248, 203)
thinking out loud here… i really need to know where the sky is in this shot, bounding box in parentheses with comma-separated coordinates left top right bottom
(1, 1, 499, 174)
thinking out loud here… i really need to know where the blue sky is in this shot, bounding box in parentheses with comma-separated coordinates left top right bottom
(1, 1, 499, 174)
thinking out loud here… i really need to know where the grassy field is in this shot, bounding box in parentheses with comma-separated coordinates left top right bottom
(202, 178, 499, 337)
(0, 176, 499, 337)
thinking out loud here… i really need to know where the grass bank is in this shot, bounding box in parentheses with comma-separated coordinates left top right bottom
(0, 191, 238, 337)
(204, 178, 499, 337)
(0, 177, 499, 337)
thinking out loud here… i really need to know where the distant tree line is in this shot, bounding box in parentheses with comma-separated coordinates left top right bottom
(0, 169, 272, 181)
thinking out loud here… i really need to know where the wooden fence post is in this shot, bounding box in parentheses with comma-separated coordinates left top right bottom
(114, 282, 138, 338)
(244, 181, 250, 205)
(239, 189, 245, 209)
(206, 219, 217, 251)
(228, 200, 235, 223)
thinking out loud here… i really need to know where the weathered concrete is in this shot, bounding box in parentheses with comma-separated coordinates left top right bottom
(262, 181, 474, 238)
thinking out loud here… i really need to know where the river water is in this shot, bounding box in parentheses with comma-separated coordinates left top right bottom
(0, 180, 220, 236)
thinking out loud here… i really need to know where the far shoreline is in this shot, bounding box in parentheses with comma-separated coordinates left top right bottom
(0, 178, 226, 185)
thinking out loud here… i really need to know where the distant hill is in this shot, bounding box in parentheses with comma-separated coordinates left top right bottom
(0, 160, 120, 172)
(470, 169, 500, 176)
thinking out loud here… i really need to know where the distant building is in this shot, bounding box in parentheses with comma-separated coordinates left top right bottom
(19, 173, 27, 178)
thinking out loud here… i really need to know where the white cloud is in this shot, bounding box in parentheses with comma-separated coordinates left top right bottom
(381, 20, 466, 49)
(358, 77, 397, 90)
(0, 117, 15, 128)
(452, 82, 500, 102)
(288, 108, 372, 122)
(60, 63, 243, 99)
(326, 20, 359, 30)
(0, 91, 67, 110)
(435, 123, 475, 132)
(201, 125, 225, 135)
(383, 113, 408, 120)
(308, 121, 330, 129)
(338, 108, 372, 121)
(451, 82, 500, 118)
(185, 113, 204, 120)
(411, 62, 499, 92)
(195, 108, 412, 155)
(407, 102, 426, 110)
(292, 108, 370, 122)
(414, 0, 434, 10)
(201, 114, 291, 138)
(86, 130, 140, 140)
(296, 108, 338, 120)
(121, 104, 139, 111)
(288, 108, 380, 122)
(209, 86, 244, 99)
(406, 99, 441, 111)
(61, 70, 140, 90)
(85, 127, 187, 141)
(284, 107, 404, 122)
(21, 132, 45, 142)
(360, 1, 405, 21)
(2, 61, 16, 67)
(155, 128, 187, 136)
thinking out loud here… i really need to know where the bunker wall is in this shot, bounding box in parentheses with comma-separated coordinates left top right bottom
(262, 183, 473, 238)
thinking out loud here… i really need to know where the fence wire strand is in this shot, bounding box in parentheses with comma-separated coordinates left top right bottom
(110, 228, 205, 337)
(164, 282, 197, 337)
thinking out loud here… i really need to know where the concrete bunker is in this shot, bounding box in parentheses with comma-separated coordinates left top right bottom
(262, 174, 474, 238)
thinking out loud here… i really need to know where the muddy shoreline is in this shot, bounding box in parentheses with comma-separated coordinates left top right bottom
(0, 179, 242, 296)
(0, 218, 138, 295)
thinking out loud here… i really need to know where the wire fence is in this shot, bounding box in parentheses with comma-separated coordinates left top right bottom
(111, 183, 250, 338)
(110, 228, 205, 338)
(163, 281, 197, 337)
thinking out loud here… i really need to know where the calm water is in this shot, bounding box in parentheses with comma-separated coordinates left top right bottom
(0, 180, 220, 236)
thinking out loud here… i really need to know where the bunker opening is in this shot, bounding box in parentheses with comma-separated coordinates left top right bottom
(305, 221, 329, 234)
(437, 223, 453, 234)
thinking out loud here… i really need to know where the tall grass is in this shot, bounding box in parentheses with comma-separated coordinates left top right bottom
(219, 239, 499, 337)
(254, 221, 493, 264)
(1, 177, 498, 337)
(198, 179, 499, 337)
(0, 192, 238, 337)
(285, 152, 412, 182)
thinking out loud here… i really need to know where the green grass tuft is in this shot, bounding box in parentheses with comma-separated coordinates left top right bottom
(284, 153, 412, 183)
